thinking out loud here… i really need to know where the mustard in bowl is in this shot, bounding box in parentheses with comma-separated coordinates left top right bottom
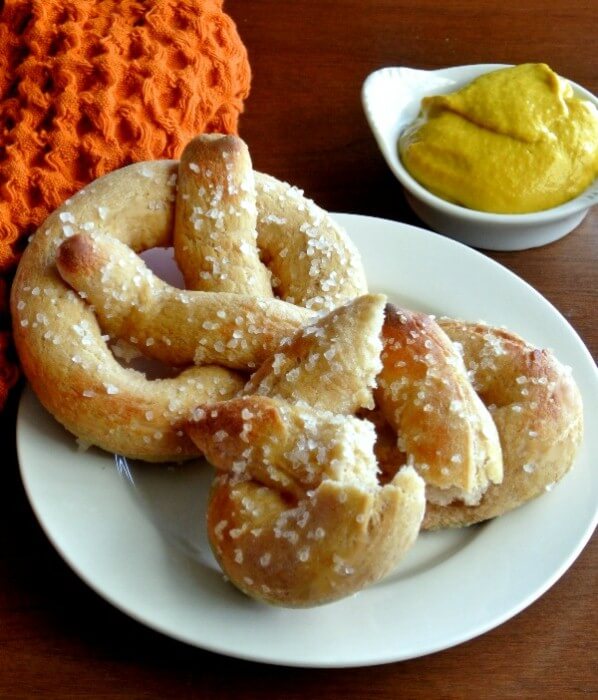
(362, 63, 598, 250)
(398, 63, 598, 215)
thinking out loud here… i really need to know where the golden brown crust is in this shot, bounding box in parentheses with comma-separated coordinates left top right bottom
(174, 135, 273, 296)
(422, 320, 584, 528)
(254, 173, 368, 311)
(375, 305, 503, 505)
(55, 232, 311, 370)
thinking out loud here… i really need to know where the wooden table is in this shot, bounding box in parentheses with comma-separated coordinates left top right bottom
(1, 1, 596, 696)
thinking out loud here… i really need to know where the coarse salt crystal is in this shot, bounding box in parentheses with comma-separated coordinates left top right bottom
(297, 547, 310, 562)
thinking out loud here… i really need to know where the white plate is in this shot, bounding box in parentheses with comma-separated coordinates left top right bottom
(17, 214, 598, 668)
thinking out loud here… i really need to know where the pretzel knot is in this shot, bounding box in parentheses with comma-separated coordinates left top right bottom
(11, 134, 584, 606)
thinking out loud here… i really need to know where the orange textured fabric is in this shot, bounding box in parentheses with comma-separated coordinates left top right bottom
(0, 0, 251, 408)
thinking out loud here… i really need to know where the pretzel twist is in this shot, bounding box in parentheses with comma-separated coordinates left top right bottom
(423, 320, 583, 529)
(184, 296, 582, 603)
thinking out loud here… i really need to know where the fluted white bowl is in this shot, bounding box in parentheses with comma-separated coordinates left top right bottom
(362, 63, 598, 251)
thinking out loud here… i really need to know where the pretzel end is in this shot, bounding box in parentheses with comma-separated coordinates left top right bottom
(56, 233, 100, 281)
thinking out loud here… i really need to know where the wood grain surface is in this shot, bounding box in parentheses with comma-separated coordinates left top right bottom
(1, 1, 596, 697)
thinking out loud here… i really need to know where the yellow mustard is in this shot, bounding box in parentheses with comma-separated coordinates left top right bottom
(398, 63, 598, 213)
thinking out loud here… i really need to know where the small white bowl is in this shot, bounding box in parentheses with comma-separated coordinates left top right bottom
(362, 63, 598, 251)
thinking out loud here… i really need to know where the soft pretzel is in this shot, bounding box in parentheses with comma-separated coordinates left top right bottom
(185, 294, 426, 606)
(421, 320, 584, 529)
(11, 134, 368, 461)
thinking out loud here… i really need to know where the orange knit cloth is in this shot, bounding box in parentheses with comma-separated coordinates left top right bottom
(0, 0, 251, 408)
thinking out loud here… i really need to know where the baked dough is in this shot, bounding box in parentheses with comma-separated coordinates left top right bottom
(185, 294, 426, 606)
(191, 395, 425, 607)
(55, 232, 311, 370)
(10, 132, 584, 542)
(422, 320, 584, 528)
(174, 134, 273, 296)
(376, 305, 502, 506)
(243, 293, 386, 414)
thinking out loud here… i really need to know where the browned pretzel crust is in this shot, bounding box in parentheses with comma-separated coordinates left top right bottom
(422, 320, 583, 528)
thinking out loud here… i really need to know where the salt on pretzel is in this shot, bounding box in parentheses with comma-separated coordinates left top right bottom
(375, 305, 503, 506)
(11, 134, 368, 461)
(192, 396, 425, 607)
(365, 316, 583, 527)
(422, 320, 584, 529)
(174, 134, 272, 296)
(185, 294, 426, 606)
(243, 293, 387, 414)
(55, 232, 311, 370)
(239, 295, 503, 509)
(175, 134, 368, 310)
